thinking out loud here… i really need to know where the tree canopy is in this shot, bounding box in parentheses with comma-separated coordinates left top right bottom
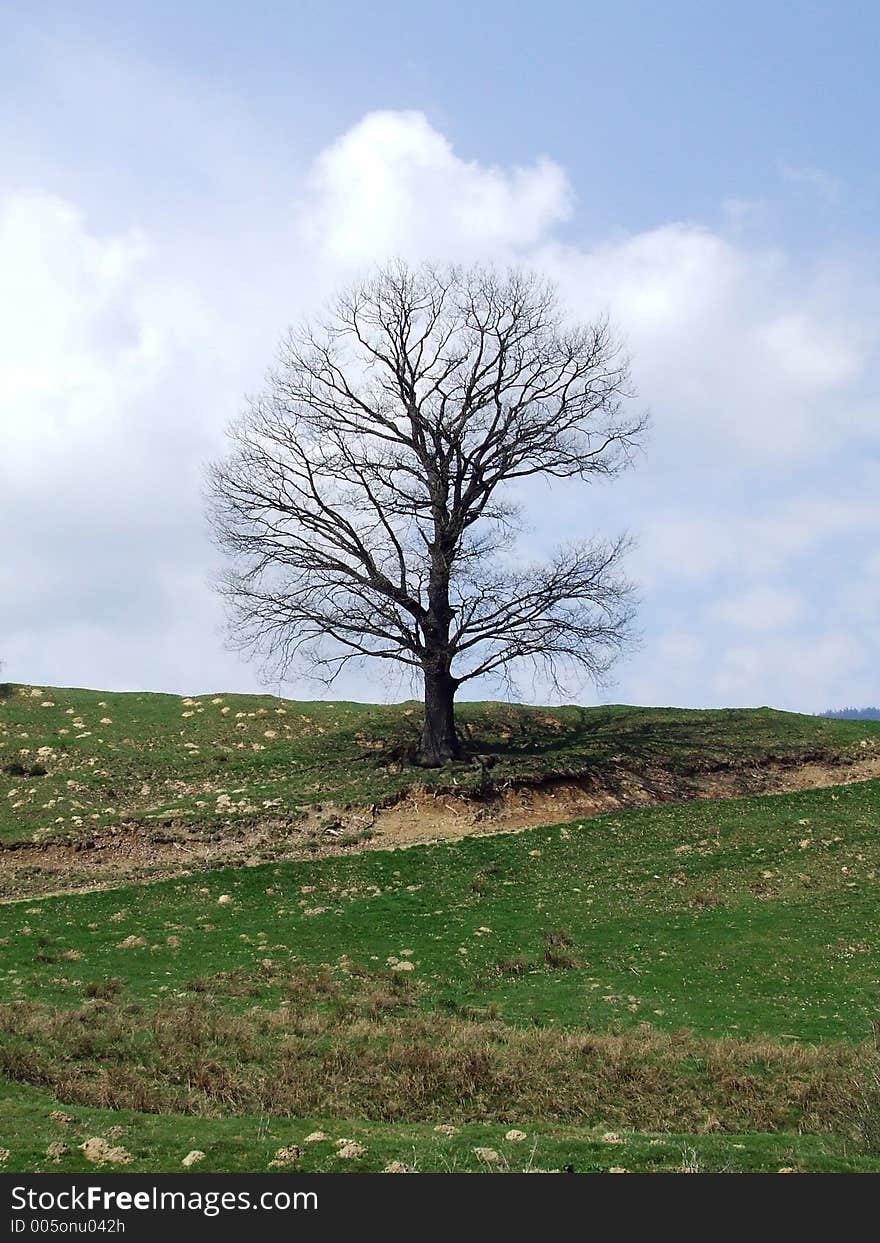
(207, 262, 646, 763)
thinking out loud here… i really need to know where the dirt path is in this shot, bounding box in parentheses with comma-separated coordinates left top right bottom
(3, 752, 880, 902)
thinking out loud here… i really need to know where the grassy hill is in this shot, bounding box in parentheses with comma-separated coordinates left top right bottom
(3, 682, 878, 851)
(2, 684, 880, 1173)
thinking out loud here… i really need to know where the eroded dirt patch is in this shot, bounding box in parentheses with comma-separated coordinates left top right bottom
(4, 752, 880, 901)
(367, 752, 880, 846)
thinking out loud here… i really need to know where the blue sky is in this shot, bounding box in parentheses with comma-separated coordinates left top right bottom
(1, 1, 878, 711)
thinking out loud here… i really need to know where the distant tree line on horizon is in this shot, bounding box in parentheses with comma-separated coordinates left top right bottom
(821, 707, 880, 720)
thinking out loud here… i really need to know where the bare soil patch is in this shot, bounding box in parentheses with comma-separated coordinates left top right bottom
(370, 751, 880, 847)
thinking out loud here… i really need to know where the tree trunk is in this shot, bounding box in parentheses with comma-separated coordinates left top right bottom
(419, 665, 460, 765)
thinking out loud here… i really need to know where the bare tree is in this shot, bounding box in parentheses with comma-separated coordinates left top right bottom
(207, 262, 646, 765)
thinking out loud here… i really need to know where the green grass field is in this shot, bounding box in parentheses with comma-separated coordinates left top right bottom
(2, 685, 880, 1173)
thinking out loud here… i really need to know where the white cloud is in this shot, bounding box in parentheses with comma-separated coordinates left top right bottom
(721, 198, 765, 231)
(300, 110, 573, 269)
(537, 226, 874, 465)
(0, 192, 222, 471)
(635, 497, 880, 588)
(1, 193, 151, 452)
(0, 189, 245, 690)
(0, 108, 878, 711)
(707, 586, 804, 631)
(779, 161, 843, 204)
(713, 632, 865, 711)
(622, 623, 870, 714)
(301, 112, 874, 486)
(622, 631, 708, 708)
(758, 311, 861, 392)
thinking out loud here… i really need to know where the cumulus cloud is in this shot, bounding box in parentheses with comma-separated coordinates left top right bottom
(0, 107, 878, 710)
(0, 190, 246, 686)
(299, 110, 573, 269)
(1, 193, 152, 457)
(537, 227, 875, 467)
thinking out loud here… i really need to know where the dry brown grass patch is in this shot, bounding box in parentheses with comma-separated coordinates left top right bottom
(0, 964, 873, 1134)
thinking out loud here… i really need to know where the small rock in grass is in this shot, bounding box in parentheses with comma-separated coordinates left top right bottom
(81, 1138, 132, 1166)
(217, 895, 234, 906)
(182, 1151, 205, 1168)
(269, 1146, 302, 1168)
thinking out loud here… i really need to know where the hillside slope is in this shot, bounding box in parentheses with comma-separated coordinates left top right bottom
(2, 776, 880, 1172)
(2, 683, 880, 898)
